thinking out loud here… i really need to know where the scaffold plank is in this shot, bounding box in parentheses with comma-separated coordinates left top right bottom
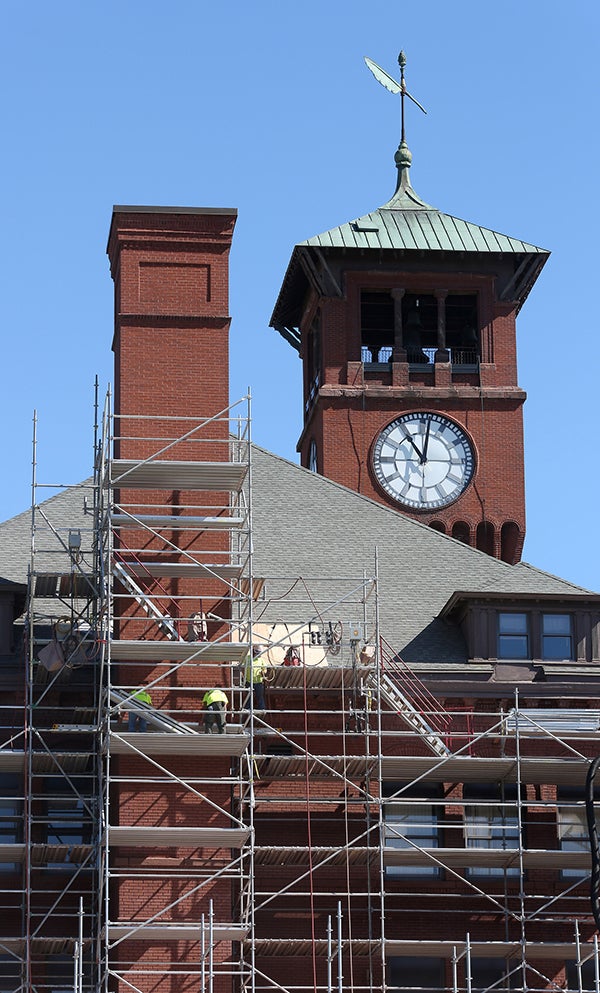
(110, 460, 247, 491)
(250, 938, 586, 959)
(109, 826, 250, 847)
(0, 750, 24, 771)
(251, 938, 376, 957)
(31, 751, 93, 773)
(383, 847, 591, 869)
(107, 924, 248, 941)
(253, 755, 374, 779)
(119, 560, 244, 580)
(30, 843, 94, 864)
(254, 845, 374, 866)
(252, 752, 595, 785)
(111, 514, 245, 530)
(380, 754, 590, 785)
(0, 843, 24, 861)
(109, 731, 250, 756)
(385, 939, 584, 959)
(109, 640, 249, 661)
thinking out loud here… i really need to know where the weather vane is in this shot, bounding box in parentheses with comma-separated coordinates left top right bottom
(364, 51, 427, 144)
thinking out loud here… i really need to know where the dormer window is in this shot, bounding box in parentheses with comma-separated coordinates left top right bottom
(498, 613, 529, 659)
(541, 614, 573, 660)
(439, 593, 598, 663)
(498, 612, 574, 661)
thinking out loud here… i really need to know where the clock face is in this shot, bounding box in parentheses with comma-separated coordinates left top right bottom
(372, 413, 475, 510)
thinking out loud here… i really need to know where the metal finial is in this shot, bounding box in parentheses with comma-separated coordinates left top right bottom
(364, 51, 427, 194)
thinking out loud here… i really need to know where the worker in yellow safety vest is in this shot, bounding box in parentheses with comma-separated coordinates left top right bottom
(129, 688, 152, 732)
(202, 688, 229, 734)
(244, 645, 268, 711)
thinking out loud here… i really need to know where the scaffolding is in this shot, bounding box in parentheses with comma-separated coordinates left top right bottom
(20, 405, 102, 990)
(3, 393, 600, 993)
(93, 391, 255, 993)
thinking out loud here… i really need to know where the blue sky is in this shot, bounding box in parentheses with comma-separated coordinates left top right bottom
(1, 0, 598, 590)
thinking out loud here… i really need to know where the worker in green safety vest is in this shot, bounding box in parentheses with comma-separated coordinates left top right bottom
(128, 688, 152, 732)
(202, 688, 229, 734)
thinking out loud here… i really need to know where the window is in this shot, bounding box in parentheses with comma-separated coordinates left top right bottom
(495, 611, 575, 662)
(470, 957, 518, 993)
(47, 796, 86, 846)
(47, 952, 78, 992)
(0, 955, 21, 989)
(0, 774, 22, 874)
(384, 785, 441, 878)
(361, 291, 394, 362)
(388, 956, 444, 993)
(452, 521, 471, 545)
(445, 294, 479, 363)
(305, 318, 321, 415)
(498, 613, 529, 659)
(565, 958, 598, 991)
(557, 804, 590, 878)
(542, 613, 573, 660)
(464, 786, 520, 877)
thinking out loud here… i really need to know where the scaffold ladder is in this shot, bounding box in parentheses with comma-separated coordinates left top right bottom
(113, 560, 183, 641)
(367, 669, 450, 757)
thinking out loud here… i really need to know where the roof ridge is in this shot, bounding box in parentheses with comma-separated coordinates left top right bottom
(515, 559, 595, 595)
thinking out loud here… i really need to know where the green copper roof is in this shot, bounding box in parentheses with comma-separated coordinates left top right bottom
(300, 141, 548, 256)
(299, 203, 547, 256)
(270, 141, 550, 347)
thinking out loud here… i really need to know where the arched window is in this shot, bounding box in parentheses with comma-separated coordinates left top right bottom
(452, 521, 471, 545)
(429, 520, 446, 535)
(500, 521, 520, 564)
(476, 521, 495, 556)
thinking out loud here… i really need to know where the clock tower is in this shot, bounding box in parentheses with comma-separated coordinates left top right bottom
(270, 54, 549, 564)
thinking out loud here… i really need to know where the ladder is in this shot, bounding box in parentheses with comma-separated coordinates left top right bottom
(109, 689, 197, 735)
(366, 669, 450, 758)
(113, 560, 183, 641)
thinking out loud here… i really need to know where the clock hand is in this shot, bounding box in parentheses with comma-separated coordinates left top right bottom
(422, 419, 431, 463)
(400, 427, 424, 461)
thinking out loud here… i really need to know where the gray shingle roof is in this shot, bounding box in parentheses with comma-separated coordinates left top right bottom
(249, 446, 592, 663)
(1, 455, 592, 666)
(0, 483, 91, 585)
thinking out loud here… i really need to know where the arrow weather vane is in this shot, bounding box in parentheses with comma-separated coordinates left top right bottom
(364, 51, 427, 144)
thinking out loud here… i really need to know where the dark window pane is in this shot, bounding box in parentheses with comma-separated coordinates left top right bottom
(471, 957, 518, 992)
(499, 613, 528, 634)
(498, 635, 529, 659)
(542, 636, 572, 660)
(498, 614, 529, 659)
(565, 959, 598, 991)
(385, 802, 440, 878)
(388, 956, 445, 993)
(542, 614, 573, 660)
(543, 613, 571, 635)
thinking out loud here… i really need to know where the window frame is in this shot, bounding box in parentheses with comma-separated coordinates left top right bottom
(463, 786, 522, 879)
(384, 800, 442, 879)
(541, 612, 573, 661)
(497, 612, 529, 660)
